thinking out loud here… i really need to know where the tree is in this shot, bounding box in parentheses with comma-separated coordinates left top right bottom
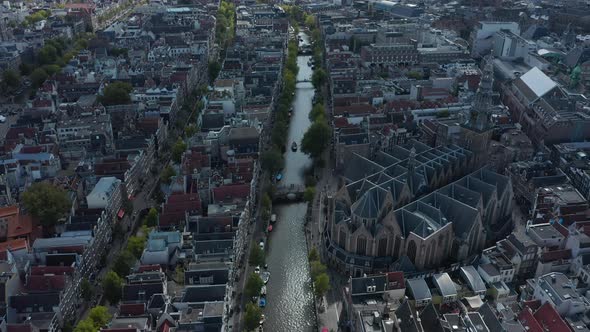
(249, 243, 265, 267)
(309, 103, 325, 122)
(171, 139, 187, 164)
(310, 260, 327, 280)
(127, 236, 146, 259)
(314, 272, 330, 297)
(88, 306, 111, 328)
(304, 186, 316, 202)
(304, 14, 316, 29)
(144, 207, 159, 227)
(311, 68, 327, 89)
(112, 250, 134, 277)
(301, 120, 331, 159)
(161, 165, 176, 185)
(42, 64, 61, 76)
(22, 182, 70, 228)
(2, 69, 20, 89)
(30, 68, 48, 88)
(208, 61, 221, 84)
(74, 319, 96, 332)
(100, 81, 132, 106)
(308, 247, 319, 262)
(260, 148, 283, 174)
(19, 63, 33, 76)
(245, 273, 264, 299)
(80, 278, 93, 302)
(102, 271, 123, 304)
(244, 302, 263, 331)
(185, 124, 197, 137)
(38, 45, 58, 65)
(261, 193, 271, 211)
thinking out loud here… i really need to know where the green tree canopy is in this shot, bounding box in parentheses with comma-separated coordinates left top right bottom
(102, 271, 123, 304)
(208, 61, 221, 84)
(261, 193, 271, 211)
(112, 250, 135, 277)
(144, 207, 159, 227)
(245, 273, 264, 299)
(314, 272, 330, 297)
(22, 182, 70, 227)
(38, 45, 58, 65)
(260, 148, 284, 175)
(73, 319, 95, 332)
(171, 138, 187, 164)
(311, 68, 327, 89)
(100, 81, 132, 106)
(2, 69, 20, 89)
(249, 243, 265, 267)
(161, 165, 176, 185)
(304, 186, 316, 202)
(301, 120, 331, 159)
(304, 14, 316, 29)
(30, 68, 48, 88)
(309, 103, 325, 122)
(88, 306, 111, 328)
(244, 302, 263, 331)
(127, 236, 146, 259)
(310, 260, 327, 280)
(308, 247, 319, 262)
(80, 278, 93, 302)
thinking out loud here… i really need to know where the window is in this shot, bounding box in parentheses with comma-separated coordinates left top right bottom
(378, 238, 388, 256)
(356, 236, 367, 255)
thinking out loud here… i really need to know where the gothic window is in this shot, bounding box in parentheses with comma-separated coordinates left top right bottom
(393, 236, 402, 258)
(339, 228, 347, 248)
(357, 236, 367, 256)
(378, 238, 388, 257)
(407, 240, 417, 263)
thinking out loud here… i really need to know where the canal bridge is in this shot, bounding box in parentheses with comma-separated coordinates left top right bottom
(272, 183, 306, 202)
(296, 79, 311, 83)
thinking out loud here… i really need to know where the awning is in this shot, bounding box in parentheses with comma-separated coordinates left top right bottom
(117, 209, 125, 219)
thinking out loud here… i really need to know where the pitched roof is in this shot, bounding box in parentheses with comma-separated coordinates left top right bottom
(212, 184, 250, 203)
(518, 67, 557, 99)
(386, 271, 405, 290)
(533, 302, 570, 332)
(119, 303, 146, 316)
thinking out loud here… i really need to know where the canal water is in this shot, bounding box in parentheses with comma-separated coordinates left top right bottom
(263, 51, 316, 331)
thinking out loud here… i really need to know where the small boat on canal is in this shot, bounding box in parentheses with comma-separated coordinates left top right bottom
(275, 173, 282, 181)
(291, 141, 298, 151)
(261, 271, 271, 284)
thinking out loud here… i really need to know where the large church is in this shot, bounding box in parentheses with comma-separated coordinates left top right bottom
(323, 58, 514, 276)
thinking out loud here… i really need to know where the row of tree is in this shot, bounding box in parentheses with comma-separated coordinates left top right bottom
(102, 225, 149, 304)
(215, 0, 236, 52)
(308, 248, 330, 299)
(74, 306, 112, 332)
(260, 39, 300, 176)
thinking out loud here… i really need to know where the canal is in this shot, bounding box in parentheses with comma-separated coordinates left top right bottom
(263, 43, 316, 330)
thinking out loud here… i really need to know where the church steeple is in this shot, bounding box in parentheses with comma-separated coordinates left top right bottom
(471, 56, 495, 131)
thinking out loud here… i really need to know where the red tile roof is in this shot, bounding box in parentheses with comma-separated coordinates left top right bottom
(386, 271, 405, 290)
(212, 184, 250, 204)
(138, 265, 162, 273)
(518, 307, 543, 332)
(119, 303, 146, 316)
(540, 249, 572, 263)
(30, 265, 75, 275)
(334, 104, 376, 116)
(26, 274, 67, 292)
(160, 193, 202, 227)
(533, 302, 570, 332)
(6, 325, 33, 332)
(0, 238, 29, 254)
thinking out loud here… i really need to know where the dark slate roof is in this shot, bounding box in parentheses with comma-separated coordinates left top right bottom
(182, 285, 226, 302)
(10, 293, 60, 313)
(201, 113, 225, 131)
(395, 300, 421, 332)
(350, 275, 387, 296)
(420, 303, 444, 332)
(477, 302, 504, 332)
(185, 268, 229, 285)
(122, 282, 164, 303)
(352, 186, 388, 219)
